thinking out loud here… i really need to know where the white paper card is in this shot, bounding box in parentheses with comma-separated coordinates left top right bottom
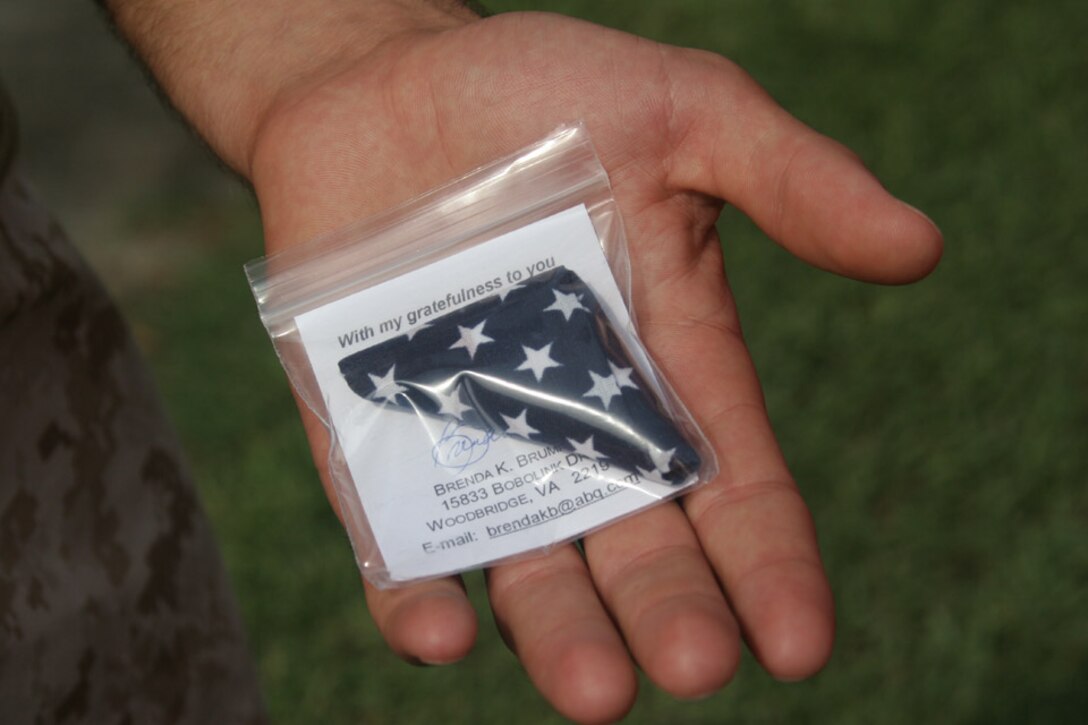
(295, 205, 676, 581)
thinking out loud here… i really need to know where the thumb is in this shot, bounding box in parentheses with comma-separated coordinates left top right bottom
(662, 50, 942, 284)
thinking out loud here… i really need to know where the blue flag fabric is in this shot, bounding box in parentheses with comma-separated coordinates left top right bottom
(337, 266, 701, 485)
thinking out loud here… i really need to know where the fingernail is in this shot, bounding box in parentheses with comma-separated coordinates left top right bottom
(898, 199, 942, 235)
(417, 655, 461, 666)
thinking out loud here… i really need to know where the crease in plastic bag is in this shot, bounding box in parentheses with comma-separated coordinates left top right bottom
(245, 123, 718, 588)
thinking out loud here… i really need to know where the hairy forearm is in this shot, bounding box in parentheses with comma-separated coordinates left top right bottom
(99, 0, 477, 175)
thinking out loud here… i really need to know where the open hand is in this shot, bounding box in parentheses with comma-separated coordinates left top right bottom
(248, 12, 941, 722)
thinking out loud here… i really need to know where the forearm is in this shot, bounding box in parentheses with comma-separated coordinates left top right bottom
(99, 0, 477, 175)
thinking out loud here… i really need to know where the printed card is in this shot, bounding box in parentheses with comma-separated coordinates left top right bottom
(295, 205, 695, 581)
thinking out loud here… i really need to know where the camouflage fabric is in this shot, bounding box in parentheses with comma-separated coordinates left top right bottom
(0, 83, 14, 178)
(0, 162, 266, 722)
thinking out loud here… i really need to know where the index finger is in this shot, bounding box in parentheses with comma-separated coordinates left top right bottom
(636, 234, 835, 679)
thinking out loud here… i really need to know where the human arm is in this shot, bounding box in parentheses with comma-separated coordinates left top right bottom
(100, 1, 942, 721)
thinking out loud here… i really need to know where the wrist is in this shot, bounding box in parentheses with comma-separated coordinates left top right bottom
(104, 0, 478, 175)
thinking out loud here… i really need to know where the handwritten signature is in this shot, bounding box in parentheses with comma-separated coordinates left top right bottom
(431, 420, 502, 472)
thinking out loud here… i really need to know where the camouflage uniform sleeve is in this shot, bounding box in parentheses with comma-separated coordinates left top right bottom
(0, 133, 266, 721)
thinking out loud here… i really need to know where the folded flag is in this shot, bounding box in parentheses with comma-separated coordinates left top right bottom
(337, 266, 701, 485)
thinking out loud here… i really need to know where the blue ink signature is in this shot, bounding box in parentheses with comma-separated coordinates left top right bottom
(431, 420, 503, 472)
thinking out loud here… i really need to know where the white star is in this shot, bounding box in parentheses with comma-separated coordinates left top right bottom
(544, 290, 587, 321)
(434, 387, 472, 420)
(567, 435, 605, 460)
(367, 365, 406, 403)
(405, 321, 430, 341)
(649, 447, 677, 475)
(449, 320, 493, 360)
(583, 370, 623, 409)
(501, 409, 539, 439)
(516, 343, 562, 382)
(636, 465, 663, 483)
(608, 361, 638, 390)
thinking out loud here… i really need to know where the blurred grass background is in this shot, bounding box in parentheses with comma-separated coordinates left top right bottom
(2, 0, 1086, 722)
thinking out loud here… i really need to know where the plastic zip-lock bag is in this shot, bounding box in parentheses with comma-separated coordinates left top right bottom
(246, 123, 717, 588)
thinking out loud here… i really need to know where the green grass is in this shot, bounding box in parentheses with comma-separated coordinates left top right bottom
(120, 1, 1088, 722)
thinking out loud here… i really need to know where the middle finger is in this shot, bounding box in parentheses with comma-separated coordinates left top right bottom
(584, 502, 741, 698)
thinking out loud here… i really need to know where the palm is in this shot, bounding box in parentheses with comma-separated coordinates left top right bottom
(250, 13, 940, 722)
